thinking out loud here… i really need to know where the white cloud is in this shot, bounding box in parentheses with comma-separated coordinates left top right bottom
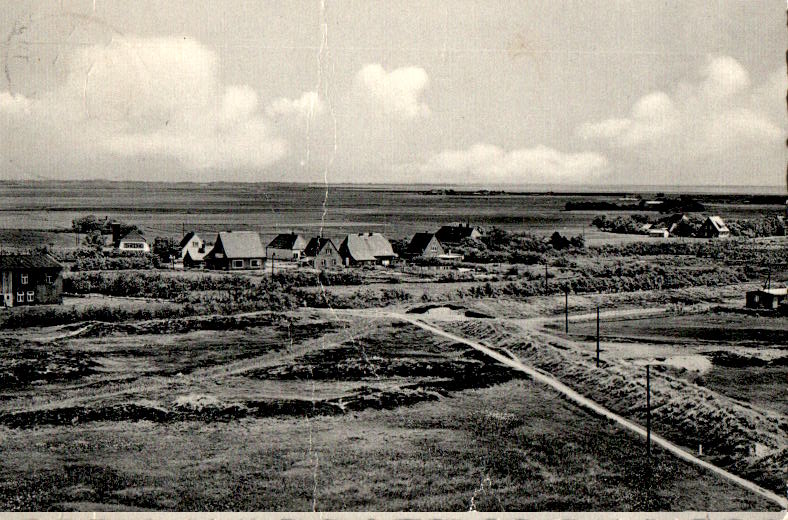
(266, 91, 323, 121)
(0, 36, 289, 174)
(353, 63, 430, 120)
(577, 56, 782, 154)
(420, 143, 607, 183)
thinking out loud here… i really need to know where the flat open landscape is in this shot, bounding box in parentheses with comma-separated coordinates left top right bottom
(0, 181, 786, 511)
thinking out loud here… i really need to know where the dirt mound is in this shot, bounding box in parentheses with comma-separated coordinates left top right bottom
(65, 314, 283, 339)
(407, 304, 493, 319)
(0, 349, 98, 389)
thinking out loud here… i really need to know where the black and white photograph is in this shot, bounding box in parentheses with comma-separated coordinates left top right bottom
(0, 0, 786, 514)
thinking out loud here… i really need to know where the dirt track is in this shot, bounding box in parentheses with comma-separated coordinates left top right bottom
(396, 313, 788, 510)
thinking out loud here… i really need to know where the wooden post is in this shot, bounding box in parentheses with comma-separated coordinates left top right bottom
(564, 289, 569, 333)
(271, 254, 275, 277)
(596, 306, 600, 367)
(544, 264, 548, 292)
(646, 365, 651, 458)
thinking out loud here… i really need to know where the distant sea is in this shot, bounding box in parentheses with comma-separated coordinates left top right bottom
(1, 179, 785, 196)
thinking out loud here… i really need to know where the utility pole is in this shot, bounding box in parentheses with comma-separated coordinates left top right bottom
(646, 365, 651, 458)
(271, 254, 275, 277)
(564, 289, 569, 333)
(544, 264, 548, 293)
(596, 306, 600, 367)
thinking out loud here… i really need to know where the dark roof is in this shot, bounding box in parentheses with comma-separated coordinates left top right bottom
(209, 231, 265, 258)
(178, 231, 197, 249)
(120, 229, 147, 242)
(0, 253, 62, 270)
(406, 232, 438, 255)
(304, 237, 337, 257)
(435, 224, 481, 244)
(267, 233, 306, 250)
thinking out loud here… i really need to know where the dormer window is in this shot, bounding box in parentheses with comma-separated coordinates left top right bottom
(20, 274, 28, 285)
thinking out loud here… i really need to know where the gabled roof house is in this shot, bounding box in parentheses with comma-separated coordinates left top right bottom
(339, 233, 398, 266)
(405, 232, 445, 258)
(204, 231, 265, 270)
(435, 222, 483, 245)
(117, 229, 150, 253)
(0, 253, 64, 307)
(700, 216, 730, 238)
(303, 237, 342, 270)
(179, 232, 208, 268)
(266, 233, 308, 260)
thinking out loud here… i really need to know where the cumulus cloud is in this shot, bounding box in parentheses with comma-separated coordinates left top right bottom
(353, 63, 430, 120)
(0, 36, 288, 174)
(577, 56, 782, 154)
(266, 91, 323, 121)
(419, 143, 607, 183)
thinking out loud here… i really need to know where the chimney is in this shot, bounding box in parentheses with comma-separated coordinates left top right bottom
(111, 222, 121, 245)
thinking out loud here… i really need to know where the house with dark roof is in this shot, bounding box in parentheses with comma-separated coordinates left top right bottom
(746, 287, 787, 309)
(303, 237, 342, 270)
(338, 233, 398, 266)
(435, 222, 483, 245)
(204, 231, 265, 270)
(405, 232, 444, 259)
(266, 233, 308, 261)
(0, 253, 64, 307)
(178, 232, 207, 268)
(117, 229, 150, 253)
(700, 216, 730, 238)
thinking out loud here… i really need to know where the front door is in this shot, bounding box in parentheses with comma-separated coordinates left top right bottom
(1, 271, 12, 307)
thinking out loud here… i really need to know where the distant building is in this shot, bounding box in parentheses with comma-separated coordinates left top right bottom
(204, 231, 265, 270)
(648, 228, 669, 238)
(0, 253, 63, 307)
(662, 213, 690, 235)
(117, 229, 150, 253)
(746, 288, 787, 309)
(179, 232, 207, 268)
(266, 233, 308, 261)
(339, 233, 398, 266)
(405, 232, 445, 259)
(303, 237, 342, 270)
(435, 222, 483, 245)
(700, 216, 730, 238)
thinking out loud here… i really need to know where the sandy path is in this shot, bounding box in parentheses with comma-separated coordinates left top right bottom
(396, 313, 788, 511)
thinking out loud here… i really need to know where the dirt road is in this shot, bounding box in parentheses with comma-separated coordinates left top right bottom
(396, 313, 788, 510)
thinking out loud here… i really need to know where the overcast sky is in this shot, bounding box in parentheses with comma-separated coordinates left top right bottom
(0, 1, 785, 187)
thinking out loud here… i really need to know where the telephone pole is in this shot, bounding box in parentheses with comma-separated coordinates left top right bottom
(646, 365, 652, 458)
(564, 289, 569, 333)
(596, 306, 600, 367)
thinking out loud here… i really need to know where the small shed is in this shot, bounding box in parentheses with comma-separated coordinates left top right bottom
(745, 288, 787, 309)
(648, 228, 669, 238)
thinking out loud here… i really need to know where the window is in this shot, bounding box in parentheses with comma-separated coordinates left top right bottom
(123, 242, 145, 249)
(250, 259, 261, 267)
(232, 259, 244, 268)
(16, 293, 23, 303)
(193, 241, 199, 247)
(26, 291, 34, 302)
(20, 274, 28, 285)
(46, 275, 53, 284)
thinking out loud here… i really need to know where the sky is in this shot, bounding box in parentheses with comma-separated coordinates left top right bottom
(0, 0, 785, 188)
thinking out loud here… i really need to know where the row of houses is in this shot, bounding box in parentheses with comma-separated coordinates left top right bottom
(176, 230, 397, 270)
(643, 215, 730, 238)
(175, 222, 484, 271)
